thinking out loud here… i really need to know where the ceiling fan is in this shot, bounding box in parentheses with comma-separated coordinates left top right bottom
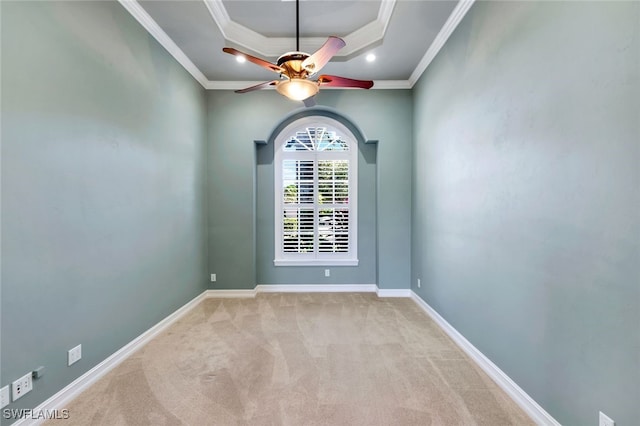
(222, 0, 374, 104)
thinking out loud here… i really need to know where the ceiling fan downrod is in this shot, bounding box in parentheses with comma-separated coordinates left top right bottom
(221, 0, 373, 102)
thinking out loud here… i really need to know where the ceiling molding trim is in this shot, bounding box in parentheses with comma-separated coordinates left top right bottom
(204, 0, 318, 56)
(204, 0, 396, 58)
(408, 0, 476, 88)
(342, 20, 384, 57)
(342, 0, 395, 57)
(120, 0, 471, 92)
(206, 80, 411, 91)
(377, 0, 397, 35)
(202, 0, 230, 28)
(372, 80, 412, 90)
(118, 0, 208, 88)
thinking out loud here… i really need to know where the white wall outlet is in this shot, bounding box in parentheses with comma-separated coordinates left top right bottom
(210, 273, 216, 282)
(599, 411, 615, 426)
(11, 372, 33, 401)
(0, 385, 10, 408)
(324, 269, 330, 277)
(68, 344, 82, 366)
(417, 278, 421, 288)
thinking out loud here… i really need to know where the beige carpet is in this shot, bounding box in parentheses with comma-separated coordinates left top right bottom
(47, 293, 534, 425)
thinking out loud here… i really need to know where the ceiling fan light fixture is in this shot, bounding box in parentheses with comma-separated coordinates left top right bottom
(276, 78, 319, 101)
(222, 0, 372, 101)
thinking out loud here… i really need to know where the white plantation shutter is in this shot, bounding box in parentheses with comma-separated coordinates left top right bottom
(318, 160, 350, 253)
(275, 118, 358, 266)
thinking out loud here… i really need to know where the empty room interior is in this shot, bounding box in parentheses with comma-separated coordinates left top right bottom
(1, 0, 638, 425)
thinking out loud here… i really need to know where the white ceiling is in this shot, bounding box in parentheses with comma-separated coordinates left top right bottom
(120, 0, 475, 89)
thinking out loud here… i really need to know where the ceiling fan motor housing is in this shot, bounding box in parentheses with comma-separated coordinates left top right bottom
(277, 52, 315, 78)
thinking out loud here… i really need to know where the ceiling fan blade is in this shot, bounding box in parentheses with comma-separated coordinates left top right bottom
(318, 75, 374, 89)
(303, 96, 317, 107)
(235, 80, 278, 94)
(223, 47, 283, 74)
(301, 36, 346, 74)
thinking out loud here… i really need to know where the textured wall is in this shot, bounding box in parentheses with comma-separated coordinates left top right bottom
(412, 1, 639, 424)
(207, 90, 412, 289)
(1, 1, 208, 419)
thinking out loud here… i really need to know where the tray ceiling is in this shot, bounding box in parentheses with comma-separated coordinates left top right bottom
(121, 0, 474, 89)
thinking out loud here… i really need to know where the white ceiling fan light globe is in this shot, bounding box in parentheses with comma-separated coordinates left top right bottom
(276, 78, 319, 101)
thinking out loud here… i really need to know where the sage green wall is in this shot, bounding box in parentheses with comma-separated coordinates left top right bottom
(411, 1, 639, 425)
(1, 1, 208, 420)
(207, 90, 412, 289)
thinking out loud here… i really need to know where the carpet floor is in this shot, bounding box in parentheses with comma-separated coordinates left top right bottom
(47, 293, 534, 425)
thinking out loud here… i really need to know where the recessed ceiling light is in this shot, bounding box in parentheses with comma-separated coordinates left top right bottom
(366, 53, 376, 62)
(236, 56, 246, 63)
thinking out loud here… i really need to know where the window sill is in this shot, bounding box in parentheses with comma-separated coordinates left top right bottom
(274, 259, 359, 267)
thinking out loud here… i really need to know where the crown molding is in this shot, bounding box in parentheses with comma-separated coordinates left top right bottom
(408, 0, 476, 87)
(341, 0, 395, 58)
(203, 0, 328, 57)
(372, 80, 411, 90)
(119, 0, 475, 91)
(377, 0, 396, 35)
(204, 0, 396, 58)
(117, 0, 208, 88)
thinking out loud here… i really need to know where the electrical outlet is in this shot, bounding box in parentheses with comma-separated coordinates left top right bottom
(417, 278, 421, 288)
(68, 344, 82, 366)
(324, 269, 330, 277)
(11, 373, 33, 401)
(599, 411, 615, 426)
(211, 273, 216, 282)
(0, 386, 9, 408)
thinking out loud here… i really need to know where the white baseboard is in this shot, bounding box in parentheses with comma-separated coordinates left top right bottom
(376, 288, 412, 298)
(207, 285, 416, 297)
(255, 284, 378, 293)
(410, 291, 560, 426)
(12, 291, 208, 426)
(204, 289, 257, 298)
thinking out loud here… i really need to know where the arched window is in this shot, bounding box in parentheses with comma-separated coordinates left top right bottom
(274, 116, 358, 266)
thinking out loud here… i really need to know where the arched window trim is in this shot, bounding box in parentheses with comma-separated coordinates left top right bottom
(274, 116, 358, 266)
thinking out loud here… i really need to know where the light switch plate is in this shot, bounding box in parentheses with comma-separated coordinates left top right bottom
(68, 344, 82, 366)
(0, 386, 9, 408)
